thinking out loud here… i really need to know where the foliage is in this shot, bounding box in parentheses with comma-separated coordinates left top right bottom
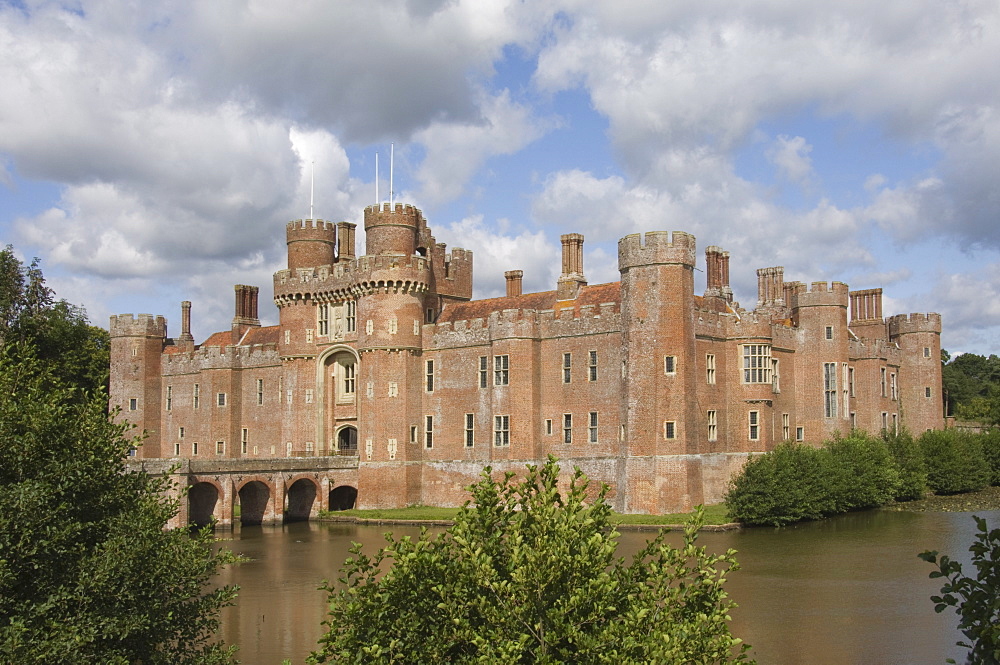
(979, 429, 1000, 486)
(0, 245, 109, 394)
(942, 351, 1000, 425)
(310, 457, 753, 664)
(825, 433, 900, 512)
(920, 430, 990, 495)
(0, 345, 239, 663)
(884, 430, 928, 501)
(920, 516, 1000, 665)
(724, 443, 834, 526)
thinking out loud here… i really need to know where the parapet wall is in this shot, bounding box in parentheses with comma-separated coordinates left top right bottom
(161, 342, 280, 374)
(888, 312, 942, 337)
(430, 302, 621, 349)
(787, 281, 849, 308)
(110, 313, 167, 338)
(618, 231, 697, 271)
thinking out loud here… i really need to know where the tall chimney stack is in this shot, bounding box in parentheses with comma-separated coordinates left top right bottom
(505, 270, 523, 297)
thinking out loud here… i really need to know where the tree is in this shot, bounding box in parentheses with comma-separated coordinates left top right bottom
(920, 516, 1000, 664)
(309, 458, 753, 664)
(0, 245, 108, 395)
(0, 345, 238, 661)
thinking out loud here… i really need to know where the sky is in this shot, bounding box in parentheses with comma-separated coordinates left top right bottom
(1, 0, 999, 354)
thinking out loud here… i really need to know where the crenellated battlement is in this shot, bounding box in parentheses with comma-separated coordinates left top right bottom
(286, 218, 337, 233)
(273, 253, 433, 305)
(162, 341, 280, 374)
(787, 281, 849, 308)
(888, 312, 942, 337)
(429, 301, 621, 348)
(364, 203, 424, 230)
(618, 231, 697, 271)
(110, 313, 167, 338)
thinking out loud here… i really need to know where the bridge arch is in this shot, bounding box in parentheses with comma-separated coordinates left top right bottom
(285, 475, 319, 522)
(188, 480, 223, 527)
(237, 476, 274, 526)
(329, 484, 358, 511)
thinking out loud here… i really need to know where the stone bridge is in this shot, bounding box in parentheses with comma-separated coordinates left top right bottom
(127, 456, 360, 528)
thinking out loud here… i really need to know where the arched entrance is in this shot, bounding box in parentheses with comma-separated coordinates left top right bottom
(320, 347, 358, 453)
(285, 478, 317, 522)
(337, 426, 358, 454)
(188, 482, 219, 527)
(329, 485, 358, 511)
(238, 480, 271, 526)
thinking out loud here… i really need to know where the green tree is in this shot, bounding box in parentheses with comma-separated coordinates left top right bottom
(310, 458, 752, 664)
(920, 516, 1000, 664)
(0, 344, 238, 662)
(0, 245, 108, 394)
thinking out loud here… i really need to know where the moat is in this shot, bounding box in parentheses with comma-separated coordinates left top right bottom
(215, 508, 995, 664)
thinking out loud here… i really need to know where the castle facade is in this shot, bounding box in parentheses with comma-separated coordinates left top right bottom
(110, 203, 943, 513)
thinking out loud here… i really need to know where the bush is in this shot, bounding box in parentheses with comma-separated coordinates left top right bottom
(980, 429, 1000, 486)
(920, 516, 1000, 664)
(920, 430, 990, 495)
(725, 443, 833, 526)
(310, 458, 753, 664)
(884, 430, 928, 501)
(826, 433, 900, 512)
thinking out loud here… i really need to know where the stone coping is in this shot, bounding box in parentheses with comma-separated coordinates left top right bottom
(316, 515, 741, 531)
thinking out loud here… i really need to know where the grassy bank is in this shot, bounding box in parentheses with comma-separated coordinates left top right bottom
(885, 485, 1000, 513)
(318, 503, 733, 527)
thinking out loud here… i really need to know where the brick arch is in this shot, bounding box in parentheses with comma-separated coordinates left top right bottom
(188, 478, 224, 527)
(236, 475, 275, 526)
(285, 474, 319, 522)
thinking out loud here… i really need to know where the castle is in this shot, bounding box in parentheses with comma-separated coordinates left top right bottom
(111, 202, 943, 515)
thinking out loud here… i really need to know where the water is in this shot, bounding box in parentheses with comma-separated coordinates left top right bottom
(215, 509, 995, 664)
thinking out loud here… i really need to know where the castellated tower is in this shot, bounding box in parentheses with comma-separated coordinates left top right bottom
(109, 314, 167, 458)
(788, 281, 852, 440)
(286, 218, 337, 270)
(355, 203, 434, 506)
(617, 231, 700, 513)
(889, 313, 944, 433)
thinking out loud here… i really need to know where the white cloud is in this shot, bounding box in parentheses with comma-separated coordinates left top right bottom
(766, 135, 814, 186)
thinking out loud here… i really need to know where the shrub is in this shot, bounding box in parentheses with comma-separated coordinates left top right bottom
(725, 443, 833, 526)
(883, 430, 928, 501)
(920, 430, 990, 495)
(980, 429, 1000, 486)
(310, 458, 753, 664)
(825, 433, 900, 512)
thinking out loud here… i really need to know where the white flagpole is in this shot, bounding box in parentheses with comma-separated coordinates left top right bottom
(390, 142, 394, 207)
(310, 161, 315, 219)
(375, 152, 379, 206)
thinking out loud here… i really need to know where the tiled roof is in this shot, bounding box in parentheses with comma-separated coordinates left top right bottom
(437, 282, 621, 323)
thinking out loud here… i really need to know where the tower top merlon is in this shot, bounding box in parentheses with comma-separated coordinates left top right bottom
(364, 203, 427, 257)
(109, 313, 167, 338)
(618, 231, 696, 272)
(286, 218, 336, 271)
(888, 312, 942, 337)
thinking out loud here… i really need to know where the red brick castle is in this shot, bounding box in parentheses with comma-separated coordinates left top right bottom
(111, 202, 943, 514)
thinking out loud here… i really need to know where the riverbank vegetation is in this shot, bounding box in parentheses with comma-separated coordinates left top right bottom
(0, 248, 239, 663)
(726, 429, 1000, 526)
(318, 502, 733, 526)
(309, 458, 753, 664)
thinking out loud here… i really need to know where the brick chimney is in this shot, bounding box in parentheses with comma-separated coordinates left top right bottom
(557, 233, 587, 300)
(505, 270, 523, 297)
(336, 221, 357, 261)
(232, 284, 260, 343)
(177, 300, 194, 350)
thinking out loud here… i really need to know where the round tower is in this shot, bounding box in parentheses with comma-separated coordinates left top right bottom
(286, 219, 336, 270)
(354, 203, 433, 507)
(364, 203, 425, 256)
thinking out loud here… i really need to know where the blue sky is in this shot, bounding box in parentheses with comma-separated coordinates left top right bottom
(2, 0, 999, 354)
